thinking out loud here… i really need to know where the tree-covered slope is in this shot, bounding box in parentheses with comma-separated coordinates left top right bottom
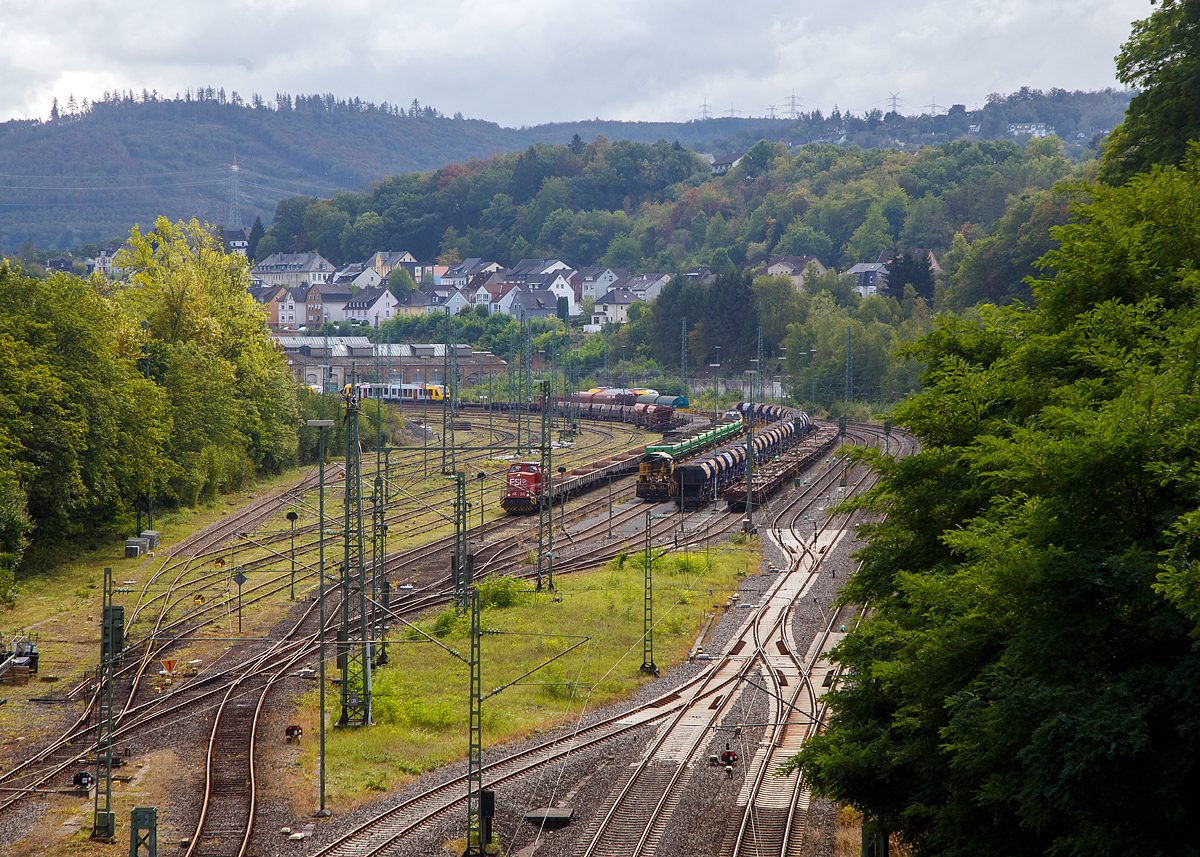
(0, 91, 790, 251)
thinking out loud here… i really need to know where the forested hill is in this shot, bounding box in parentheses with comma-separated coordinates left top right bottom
(0, 87, 1130, 252)
(0, 90, 790, 250)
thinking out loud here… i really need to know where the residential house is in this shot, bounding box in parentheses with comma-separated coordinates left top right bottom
(571, 267, 626, 303)
(306, 283, 354, 324)
(248, 285, 287, 327)
(444, 258, 502, 288)
(509, 288, 559, 321)
(365, 251, 419, 280)
(333, 262, 383, 290)
(220, 227, 251, 256)
(845, 262, 888, 298)
(419, 264, 449, 285)
(395, 289, 434, 317)
(524, 271, 577, 316)
(46, 254, 74, 273)
(765, 255, 827, 290)
(90, 245, 122, 277)
(421, 285, 472, 315)
(623, 273, 672, 302)
(592, 287, 640, 326)
(491, 283, 523, 315)
(710, 153, 745, 175)
(252, 252, 335, 288)
(507, 258, 573, 283)
(1008, 123, 1055, 138)
(344, 287, 397, 326)
(686, 266, 717, 285)
(277, 286, 310, 329)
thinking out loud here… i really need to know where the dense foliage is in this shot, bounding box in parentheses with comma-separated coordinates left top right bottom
(0, 218, 297, 597)
(0, 90, 791, 251)
(1101, 0, 1200, 184)
(261, 135, 1081, 288)
(791, 148, 1200, 856)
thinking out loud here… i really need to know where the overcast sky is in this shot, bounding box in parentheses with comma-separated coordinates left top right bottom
(0, 0, 1149, 127)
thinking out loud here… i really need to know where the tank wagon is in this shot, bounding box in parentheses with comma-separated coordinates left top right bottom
(674, 412, 810, 509)
(636, 393, 690, 410)
(636, 415, 744, 500)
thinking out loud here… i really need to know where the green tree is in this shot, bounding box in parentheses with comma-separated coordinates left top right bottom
(844, 202, 891, 264)
(387, 268, 417, 300)
(1101, 0, 1200, 184)
(116, 218, 298, 501)
(247, 215, 266, 260)
(790, 148, 1200, 856)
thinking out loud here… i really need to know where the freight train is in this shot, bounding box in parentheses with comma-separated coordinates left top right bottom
(635, 415, 745, 500)
(672, 405, 814, 509)
(500, 448, 644, 514)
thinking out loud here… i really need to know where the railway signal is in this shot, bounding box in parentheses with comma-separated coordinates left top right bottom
(233, 572, 247, 634)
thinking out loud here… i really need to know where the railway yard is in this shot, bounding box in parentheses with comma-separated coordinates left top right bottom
(0, 402, 912, 857)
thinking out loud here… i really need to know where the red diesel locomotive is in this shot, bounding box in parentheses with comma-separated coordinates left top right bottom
(500, 462, 542, 513)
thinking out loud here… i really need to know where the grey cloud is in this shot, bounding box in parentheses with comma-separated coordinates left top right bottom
(0, 0, 1145, 126)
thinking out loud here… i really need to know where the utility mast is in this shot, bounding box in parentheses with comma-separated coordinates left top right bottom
(785, 89, 803, 120)
(339, 374, 371, 727)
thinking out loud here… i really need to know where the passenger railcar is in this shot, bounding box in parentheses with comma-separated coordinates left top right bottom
(356, 383, 445, 403)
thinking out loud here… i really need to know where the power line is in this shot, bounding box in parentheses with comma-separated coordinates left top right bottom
(698, 98, 712, 120)
(889, 92, 902, 114)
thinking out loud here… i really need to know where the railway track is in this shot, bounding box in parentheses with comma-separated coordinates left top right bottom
(303, 418, 891, 857)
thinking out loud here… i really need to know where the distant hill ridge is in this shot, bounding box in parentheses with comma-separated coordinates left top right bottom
(0, 90, 790, 250)
(0, 86, 1130, 251)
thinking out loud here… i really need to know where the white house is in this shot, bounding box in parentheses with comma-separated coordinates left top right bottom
(344, 287, 398, 326)
(766, 255, 827, 290)
(525, 271, 577, 316)
(333, 263, 384, 290)
(592, 287, 639, 326)
(572, 267, 625, 302)
(845, 263, 888, 298)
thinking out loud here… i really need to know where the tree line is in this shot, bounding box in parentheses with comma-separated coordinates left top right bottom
(788, 2, 1200, 853)
(0, 219, 301, 601)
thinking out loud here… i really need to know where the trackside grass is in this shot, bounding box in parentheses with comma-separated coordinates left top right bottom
(290, 539, 761, 804)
